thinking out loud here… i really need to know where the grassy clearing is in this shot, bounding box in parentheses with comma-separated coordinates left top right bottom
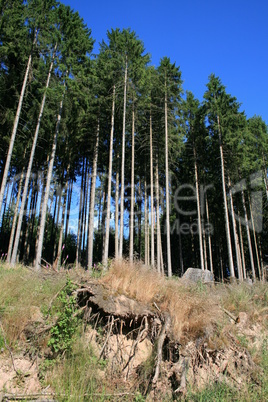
(0, 260, 267, 401)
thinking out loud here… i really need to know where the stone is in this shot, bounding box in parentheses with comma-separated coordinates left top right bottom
(182, 268, 214, 283)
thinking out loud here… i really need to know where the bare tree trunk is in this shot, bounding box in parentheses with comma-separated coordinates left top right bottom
(217, 115, 235, 277)
(103, 86, 116, 267)
(76, 158, 85, 267)
(6, 168, 25, 262)
(203, 230, 208, 270)
(129, 103, 135, 262)
(0, 35, 37, 214)
(149, 107, 155, 267)
(114, 154, 119, 259)
(177, 217, 184, 275)
(194, 146, 204, 270)
(144, 179, 149, 266)
(205, 197, 213, 273)
(23, 175, 38, 262)
(155, 157, 161, 273)
(238, 212, 246, 279)
(164, 83, 172, 277)
(119, 57, 128, 258)
(228, 175, 243, 280)
(87, 121, 100, 269)
(35, 84, 65, 270)
(257, 234, 265, 282)
(262, 154, 268, 201)
(56, 169, 69, 269)
(241, 189, 256, 280)
(10, 51, 56, 265)
(248, 194, 262, 280)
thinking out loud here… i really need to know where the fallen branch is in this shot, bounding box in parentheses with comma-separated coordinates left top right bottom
(152, 313, 171, 384)
(221, 307, 237, 322)
(99, 315, 114, 360)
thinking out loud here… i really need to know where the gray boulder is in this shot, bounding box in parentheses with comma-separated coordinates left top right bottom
(182, 268, 214, 283)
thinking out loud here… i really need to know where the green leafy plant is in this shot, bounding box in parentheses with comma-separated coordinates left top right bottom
(48, 278, 79, 355)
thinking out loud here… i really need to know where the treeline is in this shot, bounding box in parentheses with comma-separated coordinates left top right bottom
(0, 0, 267, 279)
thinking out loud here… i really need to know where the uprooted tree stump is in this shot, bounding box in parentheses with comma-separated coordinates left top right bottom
(68, 279, 260, 400)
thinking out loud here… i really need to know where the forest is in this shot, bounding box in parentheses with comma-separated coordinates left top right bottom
(0, 0, 268, 281)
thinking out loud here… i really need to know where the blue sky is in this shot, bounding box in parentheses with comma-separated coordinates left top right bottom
(61, 0, 268, 124)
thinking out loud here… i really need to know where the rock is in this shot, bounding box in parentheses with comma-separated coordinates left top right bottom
(182, 268, 214, 284)
(243, 277, 253, 285)
(236, 312, 248, 328)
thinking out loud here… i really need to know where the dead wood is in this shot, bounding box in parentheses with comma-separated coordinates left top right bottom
(152, 313, 171, 384)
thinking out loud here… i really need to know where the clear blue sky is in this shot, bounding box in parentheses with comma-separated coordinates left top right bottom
(61, 0, 268, 124)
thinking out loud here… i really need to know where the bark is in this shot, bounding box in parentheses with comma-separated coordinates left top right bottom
(262, 154, 268, 201)
(119, 57, 128, 258)
(10, 50, 56, 265)
(238, 212, 247, 279)
(87, 120, 100, 269)
(6, 168, 25, 262)
(103, 86, 116, 267)
(164, 82, 172, 277)
(241, 189, 256, 279)
(149, 107, 155, 267)
(64, 179, 73, 249)
(257, 234, 265, 282)
(144, 179, 149, 266)
(35, 83, 65, 270)
(76, 158, 85, 267)
(0, 33, 37, 215)
(56, 174, 69, 269)
(202, 230, 208, 271)
(205, 197, 213, 273)
(129, 103, 135, 262)
(114, 154, 120, 259)
(228, 175, 243, 280)
(248, 194, 262, 280)
(155, 158, 161, 273)
(193, 146, 204, 270)
(217, 115, 235, 277)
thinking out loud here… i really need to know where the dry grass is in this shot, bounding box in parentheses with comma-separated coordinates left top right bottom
(0, 263, 66, 345)
(101, 260, 222, 343)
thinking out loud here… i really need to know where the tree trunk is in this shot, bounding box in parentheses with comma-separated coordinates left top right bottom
(228, 175, 243, 280)
(205, 196, 213, 273)
(238, 212, 247, 279)
(129, 102, 135, 262)
(56, 167, 69, 269)
(76, 158, 85, 267)
(119, 57, 128, 258)
(144, 178, 149, 266)
(241, 189, 256, 280)
(0, 34, 37, 215)
(87, 120, 100, 269)
(149, 107, 155, 267)
(164, 82, 172, 277)
(10, 51, 56, 265)
(103, 86, 116, 267)
(217, 115, 235, 277)
(114, 154, 120, 259)
(35, 84, 65, 270)
(6, 168, 25, 262)
(155, 157, 161, 273)
(193, 145, 204, 270)
(248, 193, 262, 280)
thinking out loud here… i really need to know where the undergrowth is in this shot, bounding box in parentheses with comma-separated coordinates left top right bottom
(0, 261, 267, 401)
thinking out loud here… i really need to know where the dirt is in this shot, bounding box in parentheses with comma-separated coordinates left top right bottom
(0, 351, 42, 395)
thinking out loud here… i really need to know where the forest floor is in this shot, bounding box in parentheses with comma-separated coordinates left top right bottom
(0, 260, 267, 401)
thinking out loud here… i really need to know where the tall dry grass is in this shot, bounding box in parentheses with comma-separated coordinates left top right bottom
(101, 260, 221, 343)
